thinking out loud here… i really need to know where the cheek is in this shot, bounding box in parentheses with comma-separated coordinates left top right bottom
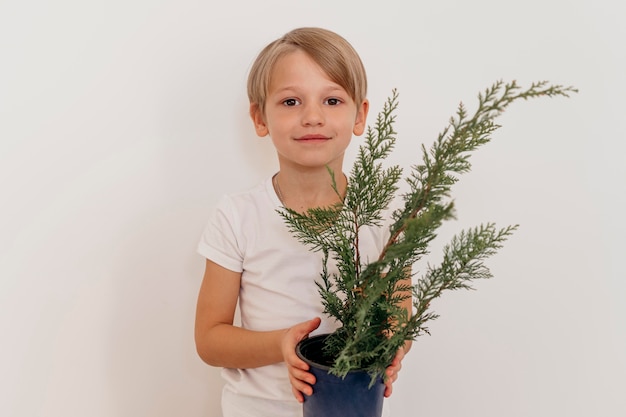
(270, 113, 298, 134)
(341, 114, 359, 132)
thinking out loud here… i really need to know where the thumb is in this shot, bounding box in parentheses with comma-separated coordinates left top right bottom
(305, 317, 321, 333)
(297, 317, 321, 337)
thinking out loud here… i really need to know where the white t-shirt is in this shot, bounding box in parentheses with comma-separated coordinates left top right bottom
(197, 176, 390, 416)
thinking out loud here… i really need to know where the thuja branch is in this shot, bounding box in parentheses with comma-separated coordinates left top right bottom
(409, 223, 519, 337)
(380, 80, 577, 267)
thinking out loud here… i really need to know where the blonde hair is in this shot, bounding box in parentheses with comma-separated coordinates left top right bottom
(247, 27, 367, 112)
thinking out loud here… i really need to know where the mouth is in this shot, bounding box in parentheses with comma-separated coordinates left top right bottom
(295, 134, 331, 141)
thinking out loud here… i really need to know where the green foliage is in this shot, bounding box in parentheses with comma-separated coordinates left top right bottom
(278, 80, 577, 385)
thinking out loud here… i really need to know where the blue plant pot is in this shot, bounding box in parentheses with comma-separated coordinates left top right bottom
(296, 334, 385, 417)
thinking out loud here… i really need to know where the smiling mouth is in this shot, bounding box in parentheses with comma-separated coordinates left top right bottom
(296, 134, 330, 141)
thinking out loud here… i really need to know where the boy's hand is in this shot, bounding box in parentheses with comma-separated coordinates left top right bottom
(281, 317, 321, 402)
(383, 346, 406, 397)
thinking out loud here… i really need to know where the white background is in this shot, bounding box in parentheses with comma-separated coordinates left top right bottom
(1, 1, 624, 416)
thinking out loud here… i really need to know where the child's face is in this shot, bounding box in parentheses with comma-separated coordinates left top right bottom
(251, 49, 368, 173)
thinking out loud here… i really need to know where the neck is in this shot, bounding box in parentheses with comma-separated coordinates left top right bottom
(273, 171, 347, 212)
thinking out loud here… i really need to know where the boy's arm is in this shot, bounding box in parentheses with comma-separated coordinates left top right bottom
(194, 259, 285, 368)
(194, 259, 319, 402)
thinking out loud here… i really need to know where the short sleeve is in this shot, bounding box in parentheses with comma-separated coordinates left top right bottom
(197, 195, 244, 273)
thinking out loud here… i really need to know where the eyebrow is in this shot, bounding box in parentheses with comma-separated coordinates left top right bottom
(271, 85, 347, 96)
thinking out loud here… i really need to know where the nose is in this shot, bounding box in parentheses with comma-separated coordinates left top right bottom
(301, 103, 325, 126)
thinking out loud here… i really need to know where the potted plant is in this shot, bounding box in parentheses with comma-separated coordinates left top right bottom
(279, 80, 576, 417)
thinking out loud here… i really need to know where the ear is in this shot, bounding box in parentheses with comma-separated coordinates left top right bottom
(352, 99, 369, 136)
(250, 103, 269, 137)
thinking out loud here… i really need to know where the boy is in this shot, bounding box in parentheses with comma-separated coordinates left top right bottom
(195, 27, 407, 417)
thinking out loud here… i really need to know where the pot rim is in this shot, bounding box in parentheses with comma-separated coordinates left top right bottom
(296, 333, 375, 376)
(295, 333, 334, 371)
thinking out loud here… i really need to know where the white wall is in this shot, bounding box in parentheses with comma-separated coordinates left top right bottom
(1, 1, 624, 416)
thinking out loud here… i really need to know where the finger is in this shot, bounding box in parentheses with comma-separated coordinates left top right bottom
(385, 360, 401, 374)
(292, 386, 305, 403)
(384, 366, 399, 398)
(391, 360, 402, 373)
(290, 367, 316, 386)
(386, 367, 398, 383)
(289, 373, 314, 399)
(300, 317, 321, 335)
(384, 380, 393, 398)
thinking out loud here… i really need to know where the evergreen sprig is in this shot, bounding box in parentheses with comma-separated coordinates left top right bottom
(278, 80, 577, 385)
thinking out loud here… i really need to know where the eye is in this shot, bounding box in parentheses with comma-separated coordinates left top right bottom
(325, 97, 342, 106)
(282, 98, 300, 106)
